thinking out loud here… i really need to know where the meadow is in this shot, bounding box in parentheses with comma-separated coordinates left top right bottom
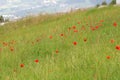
(0, 6, 120, 80)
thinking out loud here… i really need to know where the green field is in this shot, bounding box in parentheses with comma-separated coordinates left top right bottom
(0, 6, 120, 80)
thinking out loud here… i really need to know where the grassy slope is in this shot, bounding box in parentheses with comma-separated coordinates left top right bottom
(0, 6, 120, 80)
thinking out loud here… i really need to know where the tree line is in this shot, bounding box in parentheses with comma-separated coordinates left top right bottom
(0, 15, 9, 23)
(96, 0, 116, 7)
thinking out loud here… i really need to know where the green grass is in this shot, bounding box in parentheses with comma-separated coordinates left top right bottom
(0, 6, 120, 80)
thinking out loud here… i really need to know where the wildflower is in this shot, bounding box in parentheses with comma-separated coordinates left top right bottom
(49, 36, 53, 39)
(60, 34, 64, 36)
(73, 41, 77, 45)
(106, 56, 111, 59)
(91, 27, 95, 31)
(100, 20, 104, 22)
(74, 30, 78, 32)
(110, 39, 114, 43)
(95, 26, 99, 29)
(34, 59, 39, 63)
(55, 50, 59, 54)
(116, 45, 120, 50)
(20, 64, 24, 68)
(72, 26, 76, 29)
(10, 47, 14, 52)
(3, 42, 8, 46)
(78, 22, 80, 24)
(113, 22, 117, 27)
(84, 38, 87, 42)
(36, 39, 40, 42)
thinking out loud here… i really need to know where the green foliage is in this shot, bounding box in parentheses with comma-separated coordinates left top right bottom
(109, 0, 116, 5)
(96, 4, 100, 8)
(0, 15, 4, 23)
(101, 1, 107, 5)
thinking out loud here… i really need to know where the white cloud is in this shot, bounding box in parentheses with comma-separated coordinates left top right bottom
(7, 0, 21, 3)
(0, 0, 94, 17)
(59, 3, 68, 8)
(43, 0, 57, 4)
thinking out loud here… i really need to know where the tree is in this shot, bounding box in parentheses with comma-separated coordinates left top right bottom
(109, 0, 116, 5)
(0, 15, 4, 23)
(96, 4, 100, 8)
(101, 1, 107, 5)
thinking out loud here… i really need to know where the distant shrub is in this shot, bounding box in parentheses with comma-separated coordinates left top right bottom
(0, 15, 4, 23)
(96, 4, 100, 8)
(109, 0, 116, 5)
(101, 1, 107, 5)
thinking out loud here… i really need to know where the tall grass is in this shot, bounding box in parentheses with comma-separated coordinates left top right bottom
(0, 6, 120, 80)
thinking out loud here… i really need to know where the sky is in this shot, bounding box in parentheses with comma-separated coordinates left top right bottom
(0, 0, 113, 9)
(0, 0, 116, 18)
(0, 0, 94, 9)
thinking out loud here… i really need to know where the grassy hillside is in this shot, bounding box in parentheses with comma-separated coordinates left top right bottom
(0, 6, 120, 80)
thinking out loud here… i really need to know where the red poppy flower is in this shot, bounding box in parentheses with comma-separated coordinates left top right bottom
(55, 50, 59, 54)
(0, 48, 2, 52)
(100, 20, 104, 22)
(111, 39, 114, 43)
(106, 56, 111, 59)
(20, 64, 24, 68)
(91, 27, 95, 31)
(49, 36, 53, 39)
(36, 39, 40, 42)
(72, 26, 76, 29)
(60, 34, 64, 36)
(78, 22, 80, 24)
(35, 59, 39, 63)
(113, 22, 117, 27)
(73, 41, 77, 45)
(116, 45, 120, 50)
(84, 38, 87, 42)
(3, 42, 8, 46)
(74, 30, 78, 32)
(10, 47, 14, 52)
(95, 26, 99, 29)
